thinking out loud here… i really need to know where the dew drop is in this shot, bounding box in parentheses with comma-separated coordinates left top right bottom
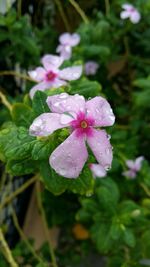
(54, 102, 60, 107)
(104, 165, 111, 171)
(107, 134, 111, 140)
(105, 147, 112, 155)
(59, 93, 68, 99)
(59, 168, 67, 176)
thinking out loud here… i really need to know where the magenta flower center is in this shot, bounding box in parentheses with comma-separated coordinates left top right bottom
(70, 112, 95, 138)
(45, 71, 57, 82)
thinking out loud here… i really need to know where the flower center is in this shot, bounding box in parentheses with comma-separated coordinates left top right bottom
(46, 71, 57, 82)
(80, 120, 88, 129)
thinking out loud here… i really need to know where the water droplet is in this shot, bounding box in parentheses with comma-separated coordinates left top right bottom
(104, 164, 111, 171)
(109, 114, 115, 122)
(54, 102, 60, 107)
(107, 134, 111, 140)
(59, 168, 67, 176)
(59, 93, 68, 99)
(51, 155, 56, 161)
(105, 147, 112, 155)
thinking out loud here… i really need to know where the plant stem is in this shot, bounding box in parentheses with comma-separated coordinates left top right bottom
(105, 0, 110, 16)
(68, 0, 89, 24)
(0, 91, 12, 111)
(0, 175, 37, 211)
(12, 210, 47, 266)
(0, 228, 19, 267)
(0, 71, 34, 81)
(140, 183, 150, 197)
(17, 0, 22, 18)
(55, 0, 70, 31)
(36, 181, 58, 267)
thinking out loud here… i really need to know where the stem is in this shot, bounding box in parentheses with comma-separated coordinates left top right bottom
(68, 0, 89, 24)
(12, 210, 47, 266)
(0, 91, 12, 111)
(0, 175, 37, 211)
(104, 0, 110, 16)
(17, 0, 22, 18)
(0, 71, 34, 81)
(36, 181, 58, 267)
(140, 183, 150, 197)
(0, 228, 19, 267)
(55, 0, 70, 31)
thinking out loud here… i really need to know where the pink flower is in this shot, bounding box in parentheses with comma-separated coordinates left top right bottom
(89, 164, 107, 178)
(84, 61, 99, 76)
(56, 32, 80, 60)
(29, 93, 115, 178)
(28, 55, 82, 98)
(120, 4, 141, 24)
(123, 156, 144, 178)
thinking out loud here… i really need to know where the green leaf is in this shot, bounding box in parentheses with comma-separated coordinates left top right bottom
(0, 124, 36, 161)
(123, 228, 136, 248)
(6, 158, 36, 175)
(69, 78, 102, 98)
(11, 103, 35, 127)
(32, 91, 49, 116)
(31, 136, 54, 160)
(91, 223, 112, 253)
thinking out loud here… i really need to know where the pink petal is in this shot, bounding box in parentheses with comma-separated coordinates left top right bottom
(56, 44, 72, 60)
(87, 129, 113, 170)
(29, 113, 68, 136)
(126, 160, 135, 170)
(41, 54, 64, 70)
(120, 10, 130, 19)
(52, 78, 67, 88)
(59, 33, 80, 46)
(49, 130, 88, 178)
(28, 67, 46, 82)
(59, 66, 82, 81)
(122, 4, 133, 10)
(46, 93, 85, 114)
(86, 96, 115, 127)
(29, 81, 50, 99)
(122, 170, 136, 179)
(89, 164, 106, 178)
(135, 156, 144, 171)
(130, 11, 141, 23)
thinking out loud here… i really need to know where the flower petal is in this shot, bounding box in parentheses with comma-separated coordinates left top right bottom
(130, 11, 141, 24)
(122, 170, 136, 179)
(87, 129, 113, 170)
(29, 81, 50, 99)
(86, 96, 115, 127)
(59, 33, 80, 46)
(56, 44, 72, 60)
(28, 67, 46, 82)
(46, 93, 85, 114)
(89, 164, 106, 178)
(126, 160, 135, 170)
(59, 66, 82, 81)
(120, 10, 130, 19)
(49, 130, 88, 178)
(29, 113, 68, 136)
(122, 4, 133, 10)
(52, 78, 67, 88)
(135, 156, 144, 171)
(41, 54, 64, 70)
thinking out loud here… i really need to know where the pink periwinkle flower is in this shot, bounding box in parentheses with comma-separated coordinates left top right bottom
(123, 156, 144, 179)
(28, 54, 82, 98)
(84, 61, 99, 76)
(120, 3, 141, 24)
(89, 163, 107, 178)
(29, 93, 115, 178)
(56, 32, 80, 60)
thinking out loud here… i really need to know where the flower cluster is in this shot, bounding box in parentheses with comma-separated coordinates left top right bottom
(120, 3, 141, 24)
(123, 156, 144, 178)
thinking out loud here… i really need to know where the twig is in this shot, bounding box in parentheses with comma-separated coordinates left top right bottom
(68, 0, 89, 24)
(36, 181, 58, 267)
(0, 228, 19, 267)
(12, 210, 47, 266)
(0, 71, 34, 81)
(17, 0, 22, 18)
(55, 0, 70, 31)
(105, 0, 110, 16)
(0, 91, 12, 111)
(0, 175, 37, 211)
